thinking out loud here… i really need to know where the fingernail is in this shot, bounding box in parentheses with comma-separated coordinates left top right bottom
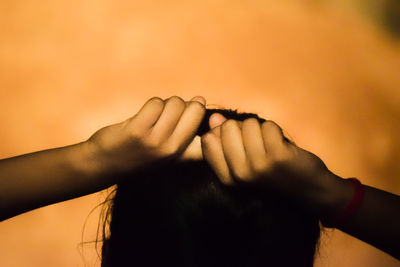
(209, 113, 227, 129)
(190, 96, 206, 106)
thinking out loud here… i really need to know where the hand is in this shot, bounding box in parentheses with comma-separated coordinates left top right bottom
(84, 96, 206, 180)
(201, 113, 342, 212)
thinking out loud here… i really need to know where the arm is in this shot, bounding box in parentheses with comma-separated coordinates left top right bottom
(321, 172, 400, 260)
(0, 142, 105, 221)
(0, 95, 206, 222)
(201, 113, 400, 260)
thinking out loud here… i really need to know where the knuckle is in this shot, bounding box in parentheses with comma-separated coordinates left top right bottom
(222, 119, 237, 129)
(243, 117, 259, 125)
(124, 121, 145, 140)
(142, 137, 161, 150)
(267, 120, 283, 132)
(147, 97, 164, 111)
(243, 118, 259, 131)
(188, 100, 206, 112)
(168, 95, 185, 104)
(222, 178, 236, 187)
(160, 144, 179, 156)
(273, 150, 291, 164)
(149, 97, 164, 105)
(215, 173, 236, 187)
(261, 120, 284, 138)
(128, 128, 144, 140)
(268, 120, 279, 126)
(168, 96, 186, 111)
(231, 168, 251, 181)
(262, 120, 275, 129)
(252, 162, 273, 176)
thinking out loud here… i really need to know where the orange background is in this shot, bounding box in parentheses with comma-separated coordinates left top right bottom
(0, 1, 399, 266)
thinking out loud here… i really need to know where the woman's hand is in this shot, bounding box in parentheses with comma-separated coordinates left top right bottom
(0, 95, 206, 221)
(84, 95, 206, 180)
(201, 113, 345, 216)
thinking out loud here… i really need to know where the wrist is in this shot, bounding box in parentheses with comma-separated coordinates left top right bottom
(318, 171, 354, 227)
(67, 141, 109, 183)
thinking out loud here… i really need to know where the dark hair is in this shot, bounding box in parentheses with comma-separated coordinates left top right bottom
(98, 108, 321, 267)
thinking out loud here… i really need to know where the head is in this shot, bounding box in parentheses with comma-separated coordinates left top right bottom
(99, 108, 321, 267)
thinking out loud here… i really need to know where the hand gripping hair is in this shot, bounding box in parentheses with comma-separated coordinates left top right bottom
(98, 108, 319, 267)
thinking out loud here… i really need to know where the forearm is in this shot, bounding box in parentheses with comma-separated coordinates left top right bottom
(0, 141, 110, 221)
(318, 172, 400, 260)
(336, 183, 400, 260)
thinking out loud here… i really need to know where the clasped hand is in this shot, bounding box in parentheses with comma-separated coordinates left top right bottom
(85, 96, 334, 201)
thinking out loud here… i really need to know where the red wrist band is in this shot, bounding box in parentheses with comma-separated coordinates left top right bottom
(334, 178, 365, 227)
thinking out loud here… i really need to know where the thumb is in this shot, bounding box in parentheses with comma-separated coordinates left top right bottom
(206, 113, 228, 138)
(209, 113, 227, 129)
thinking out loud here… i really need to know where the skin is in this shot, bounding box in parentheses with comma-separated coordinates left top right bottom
(84, 95, 207, 178)
(201, 113, 345, 219)
(0, 95, 206, 221)
(201, 112, 400, 260)
(0, 95, 398, 259)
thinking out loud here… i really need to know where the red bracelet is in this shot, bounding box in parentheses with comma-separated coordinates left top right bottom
(334, 178, 365, 227)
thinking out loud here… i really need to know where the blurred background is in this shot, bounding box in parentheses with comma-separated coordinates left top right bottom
(0, 0, 399, 266)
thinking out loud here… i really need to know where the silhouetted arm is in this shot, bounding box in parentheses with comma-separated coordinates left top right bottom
(319, 172, 400, 260)
(0, 142, 105, 222)
(202, 113, 400, 261)
(0, 95, 206, 222)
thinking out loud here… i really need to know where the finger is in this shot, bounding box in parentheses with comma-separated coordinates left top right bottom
(208, 117, 242, 138)
(184, 96, 205, 108)
(208, 122, 222, 138)
(242, 118, 270, 172)
(168, 96, 206, 153)
(209, 113, 227, 129)
(261, 120, 286, 155)
(149, 96, 186, 143)
(220, 120, 252, 182)
(128, 97, 165, 134)
(201, 132, 235, 186)
(177, 135, 203, 161)
(190, 96, 206, 106)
